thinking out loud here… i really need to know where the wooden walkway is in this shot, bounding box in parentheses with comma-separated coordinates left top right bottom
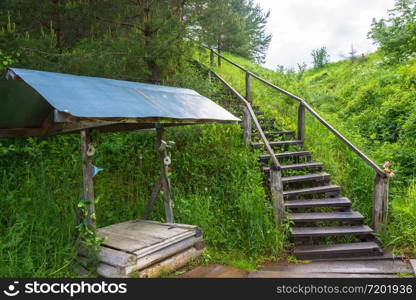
(180, 256, 416, 278)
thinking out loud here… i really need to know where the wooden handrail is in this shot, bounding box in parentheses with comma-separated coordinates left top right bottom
(194, 60, 281, 171)
(205, 47, 386, 178)
(213, 71, 281, 171)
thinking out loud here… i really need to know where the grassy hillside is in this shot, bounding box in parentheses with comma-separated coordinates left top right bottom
(198, 50, 416, 254)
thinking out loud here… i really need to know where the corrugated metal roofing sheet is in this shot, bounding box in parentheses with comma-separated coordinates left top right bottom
(0, 68, 239, 132)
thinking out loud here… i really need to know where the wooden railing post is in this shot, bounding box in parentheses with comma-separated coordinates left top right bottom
(298, 103, 305, 142)
(243, 106, 251, 146)
(210, 49, 215, 68)
(245, 72, 251, 103)
(80, 130, 96, 230)
(156, 125, 174, 223)
(373, 173, 389, 232)
(209, 49, 215, 81)
(243, 71, 252, 146)
(270, 166, 285, 226)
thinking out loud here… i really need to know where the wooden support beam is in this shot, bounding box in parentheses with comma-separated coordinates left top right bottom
(270, 166, 285, 226)
(142, 176, 163, 220)
(373, 173, 389, 232)
(156, 126, 174, 223)
(243, 106, 252, 146)
(298, 103, 305, 142)
(80, 130, 96, 230)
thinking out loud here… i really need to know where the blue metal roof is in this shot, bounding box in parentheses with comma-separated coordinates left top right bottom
(6, 68, 239, 122)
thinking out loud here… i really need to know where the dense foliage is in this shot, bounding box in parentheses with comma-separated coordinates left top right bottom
(311, 46, 330, 68)
(0, 0, 271, 81)
(369, 0, 416, 63)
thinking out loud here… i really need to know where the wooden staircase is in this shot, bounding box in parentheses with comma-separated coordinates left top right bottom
(196, 50, 389, 261)
(250, 108, 382, 260)
(214, 91, 382, 260)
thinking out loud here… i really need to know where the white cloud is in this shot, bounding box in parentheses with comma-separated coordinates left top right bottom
(255, 0, 395, 70)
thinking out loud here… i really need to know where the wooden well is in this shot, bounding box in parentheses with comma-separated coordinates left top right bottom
(79, 220, 204, 278)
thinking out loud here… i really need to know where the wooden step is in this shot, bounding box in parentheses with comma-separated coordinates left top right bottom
(262, 162, 323, 174)
(282, 172, 330, 184)
(285, 197, 351, 209)
(291, 225, 373, 238)
(289, 211, 364, 223)
(283, 184, 341, 197)
(252, 140, 303, 148)
(253, 130, 295, 137)
(294, 242, 381, 259)
(258, 150, 311, 162)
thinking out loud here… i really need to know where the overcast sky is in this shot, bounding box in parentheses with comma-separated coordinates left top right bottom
(255, 0, 396, 70)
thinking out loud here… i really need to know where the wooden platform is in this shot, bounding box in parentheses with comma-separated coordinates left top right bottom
(79, 220, 204, 278)
(180, 255, 415, 278)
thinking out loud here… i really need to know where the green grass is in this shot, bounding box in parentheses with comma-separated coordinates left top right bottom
(198, 49, 416, 254)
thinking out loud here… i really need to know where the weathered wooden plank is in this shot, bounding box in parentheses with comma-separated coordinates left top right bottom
(289, 211, 364, 223)
(260, 260, 411, 274)
(298, 103, 305, 141)
(270, 166, 285, 226)
(156, 126, 174, 223)
(97, 263, 127, 278)
(180, 264, 249, 278)
(263, 162, 323, 173)
(285, 197, 351, 209)
(101, 220, 189, 239)
(137, 247, 203, 278)
(294, 242, 380, 257)
(248, 271, 403, 278)
(253, 130, 295, 137)
(80, 130, 95, 229)
(142, 176, 163, 219)
(283, 184, 341, 197)
(139, 220, 202, 234)
(410, 259, 416, 275)
(291, 225, 373, 238)
(245, 72, 251, 103)
(134, 231, 196, 258)
(252, 139, 303, 148)
(79, 243, 137, 268)
(373, 173, 389, 232)
(307, 251, 404, 262)
(259, 151, 311, 162)
(282, 172, 330, 184)
(127, 236, 203, 273)
(98, 229, 161, 253)
(0, 128, 44, 137)
(243, 107, 252, 146)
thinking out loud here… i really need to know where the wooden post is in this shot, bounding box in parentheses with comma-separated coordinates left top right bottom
(156, 126, 174, 223)
(210, 49, 215, 68)
(209, 49, 215, 81)
(217, 49, 221, 67)
(142, 177, 163, 220)
(270, 166, 285, 226)
(298, 103, 305, 141)
(373, 173, 389, 232)
(80, 130, 96, 230)
(243, 106, 252, 146)
(245, 72, 251, 103)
